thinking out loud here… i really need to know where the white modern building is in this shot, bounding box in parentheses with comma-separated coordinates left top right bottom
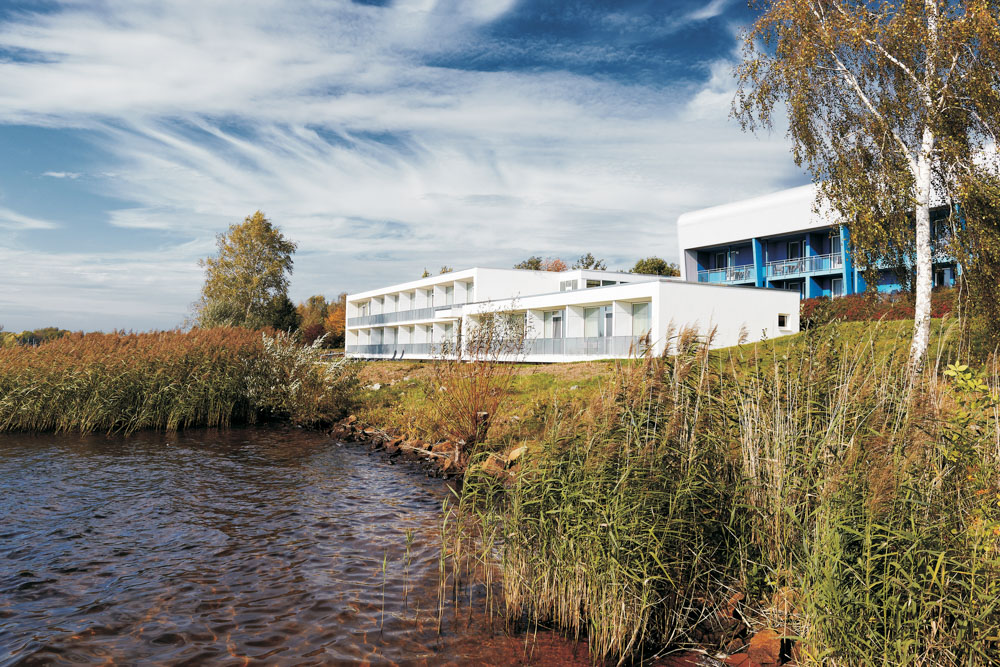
(345, 267, 800, 362)
(677, 184, 959, 297)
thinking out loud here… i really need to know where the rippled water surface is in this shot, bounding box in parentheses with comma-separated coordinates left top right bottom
(0, 428, 587, 665)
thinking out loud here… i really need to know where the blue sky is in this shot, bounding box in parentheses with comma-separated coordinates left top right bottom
(0, 0, 807, 331)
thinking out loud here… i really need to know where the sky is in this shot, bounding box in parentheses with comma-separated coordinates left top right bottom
(0, 0, 808, 332)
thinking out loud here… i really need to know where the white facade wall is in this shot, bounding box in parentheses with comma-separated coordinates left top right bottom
(345, 268, 800, 363)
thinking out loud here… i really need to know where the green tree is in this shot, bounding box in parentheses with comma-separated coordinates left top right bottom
(296, 295, 329, 328)
(631, 256, 680, 276)
(514, 256, 543, 270)
(421, 268, 431, 278)
(196, 211, 299, 330)
(439, 266, 454, 274)
(735, 0, 1000, 374)
(572, 253, 606, 270)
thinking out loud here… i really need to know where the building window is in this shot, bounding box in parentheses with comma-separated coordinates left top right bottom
(444, 285, 454, 305)
(787, 241, 801, 260)
(543, 309, 565, 338)
(632, 302, 650, 336)
(832, 277, 843, 297)
(778, 314, 789, 329)
(560, 280, 577, 291)
(935, 267, 954, 287)
(426, 288, 434, 307)
(586, 279, 601, 288)
(584, 305, 613, 337)
(715, 252, 727, 269)
(831, 232, 842, 256)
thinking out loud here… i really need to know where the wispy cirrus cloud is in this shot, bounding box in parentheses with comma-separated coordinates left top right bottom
(0, 205, 59, 229)
(0, 0, 803, 331)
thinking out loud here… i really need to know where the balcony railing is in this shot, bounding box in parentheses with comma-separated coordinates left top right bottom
(697, 264, 755, 284)
(528, 336, 649, 357)
(766, 252, 843, 278)
(347, 336, 650, 359)
(345, 343, 437, 357)
(347, 305, 452, 327)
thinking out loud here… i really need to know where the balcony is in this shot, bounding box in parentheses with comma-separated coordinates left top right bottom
(347, 305, 451, 327)
(697, 264, 754, 284)
(529, 336, 650, 357)
(346, 336, 651, 359)
(345, 343, 436, 356)
(766, 252, 843, 278)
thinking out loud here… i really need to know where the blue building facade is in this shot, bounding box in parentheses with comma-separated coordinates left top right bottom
(678, 186, 959, 299)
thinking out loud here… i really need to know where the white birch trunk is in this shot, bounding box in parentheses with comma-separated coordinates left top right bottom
(908, 0, 938, 375)
(909, 128, 934, 374)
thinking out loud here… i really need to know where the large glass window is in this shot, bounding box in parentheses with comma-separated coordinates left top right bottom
(584, 305, 613, 337)
(632, 302, 650, 336)
(543, 309, 565, 338)
(444, 285, 454, 305)
(787, 241, 801, 259)
(560, 280, 577, 292)
(830, 232, 842, 256)
(584, 307, 599, 337)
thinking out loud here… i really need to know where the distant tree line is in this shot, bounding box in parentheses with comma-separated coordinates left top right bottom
(513, 253, 679, 276)
(0, 326, 72, 348)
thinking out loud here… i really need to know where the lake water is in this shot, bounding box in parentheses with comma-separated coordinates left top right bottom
(0, 428, 590, 665)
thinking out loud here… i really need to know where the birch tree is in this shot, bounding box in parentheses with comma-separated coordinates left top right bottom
(196, 211, 299, 330)
(734, 0, 1000, 373)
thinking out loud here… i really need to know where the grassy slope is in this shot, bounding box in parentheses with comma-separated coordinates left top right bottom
(353, 319, 961, 449)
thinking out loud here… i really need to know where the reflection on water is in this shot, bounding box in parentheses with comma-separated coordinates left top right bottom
(0, 428, 586, 665)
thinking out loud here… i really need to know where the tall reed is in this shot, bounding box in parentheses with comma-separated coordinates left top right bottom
(0, 328, 357, 434)
(448, 321, 1000, 665)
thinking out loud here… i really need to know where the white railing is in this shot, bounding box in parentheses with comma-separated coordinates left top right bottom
(346, 336, 650, 359)
(766, 252, 843, 278)
(696, 264, 755, 284)
(347, 306, 449, 327)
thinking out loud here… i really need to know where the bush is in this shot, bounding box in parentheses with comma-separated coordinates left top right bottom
(801, 288, 958, 329)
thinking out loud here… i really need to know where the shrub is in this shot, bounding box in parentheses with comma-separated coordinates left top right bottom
(801, 288, 957, 329)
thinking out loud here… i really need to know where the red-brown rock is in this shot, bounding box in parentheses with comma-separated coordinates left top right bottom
(724, 654, 750, 667)
(748, 629, 781, 666)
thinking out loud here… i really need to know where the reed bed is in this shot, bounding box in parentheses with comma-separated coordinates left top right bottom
(447, 321, 1000, 665)
(0, 328, 357, 434)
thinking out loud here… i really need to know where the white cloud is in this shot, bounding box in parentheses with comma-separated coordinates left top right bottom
(0, 206, 59, 230)
(687, 0, 734, 22)
(0, 0, 804, 331)
(42, 171, 81, 179)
